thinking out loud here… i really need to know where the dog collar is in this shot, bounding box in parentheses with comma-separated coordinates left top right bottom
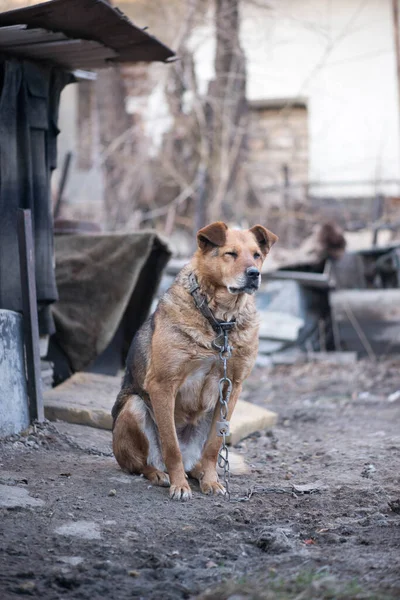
(188, 272, 236, 334)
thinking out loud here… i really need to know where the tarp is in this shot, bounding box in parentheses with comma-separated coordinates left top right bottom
(0, 57, 73, 335)
(52, 231, 171, 372)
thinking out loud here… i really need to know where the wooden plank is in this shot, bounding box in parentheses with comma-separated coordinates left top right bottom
(331, 289, 400, 356)
(17, 209, 44, 423)
(0, 26, 66, 46)
(331, 289, 400, 322)
(258, 310, 304, 341)
(6, 39, 118, 58)
(0, 0, 175, 63)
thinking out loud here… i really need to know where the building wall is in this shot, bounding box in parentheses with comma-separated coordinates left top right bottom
(56, 0, 400, 210)
(56, 82, 105, 223)
(192, 0, 400, 198)
(248, 103, 308, 197)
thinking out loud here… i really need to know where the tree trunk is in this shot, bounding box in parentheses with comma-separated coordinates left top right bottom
(206, 0, 248, 223)
(95, 0, 134, 229)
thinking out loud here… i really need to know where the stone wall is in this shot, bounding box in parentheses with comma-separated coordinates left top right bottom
(247, 103, 309, 205)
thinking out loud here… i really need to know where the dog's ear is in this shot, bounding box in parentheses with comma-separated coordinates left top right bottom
(249, 225, 278, 256)
(197, 221, 228, 252)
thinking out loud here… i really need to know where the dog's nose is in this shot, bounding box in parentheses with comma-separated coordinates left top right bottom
(246, 267, 260, 279)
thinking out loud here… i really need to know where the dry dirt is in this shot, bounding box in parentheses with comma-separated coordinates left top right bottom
(1, 358, 400, 599)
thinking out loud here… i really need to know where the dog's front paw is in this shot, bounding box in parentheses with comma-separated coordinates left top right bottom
(169, 482, 192, 502)
(146, 469, 170, 487)
(200, 480, 226, 496)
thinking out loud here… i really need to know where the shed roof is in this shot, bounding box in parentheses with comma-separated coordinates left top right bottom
(0, 0, 174, 69)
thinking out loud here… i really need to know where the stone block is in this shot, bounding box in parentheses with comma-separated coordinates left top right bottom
(44, 373, 277, 446)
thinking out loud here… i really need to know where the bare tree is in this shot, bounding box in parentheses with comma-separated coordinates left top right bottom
(138, 0, 249, 233)
(90, 0, 250, 233)
(205, 0, 248, 223)
(96, 64, 135, 228)
(94, 0, 137, 229)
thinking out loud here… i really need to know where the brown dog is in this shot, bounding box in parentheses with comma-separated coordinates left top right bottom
(111, 222, 278, 501)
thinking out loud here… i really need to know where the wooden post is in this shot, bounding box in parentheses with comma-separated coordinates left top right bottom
(372, 193, 384, 246)
(282, 163, 294, 246)
(53, 151, 72, 219)
(17, 209, 44, 422)
(193, 163, 208, 248)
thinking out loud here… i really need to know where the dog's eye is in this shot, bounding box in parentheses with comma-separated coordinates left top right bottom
(225, 251, 238, 258)
(254, 252, 261, 259)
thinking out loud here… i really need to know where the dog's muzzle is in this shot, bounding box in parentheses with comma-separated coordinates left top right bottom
(228, 267, 261, 295)
(244, 266, 260, 292)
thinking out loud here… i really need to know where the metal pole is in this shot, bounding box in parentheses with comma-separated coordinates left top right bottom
(17, 209, 44, 422)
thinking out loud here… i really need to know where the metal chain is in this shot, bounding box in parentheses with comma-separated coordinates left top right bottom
(212, 328, 322, 504)
(213, 328, 233, 501)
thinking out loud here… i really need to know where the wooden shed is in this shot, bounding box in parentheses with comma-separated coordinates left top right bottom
(0, 0, 174, 435)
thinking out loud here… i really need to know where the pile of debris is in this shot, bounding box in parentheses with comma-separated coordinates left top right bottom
(163, 222, 400, 363)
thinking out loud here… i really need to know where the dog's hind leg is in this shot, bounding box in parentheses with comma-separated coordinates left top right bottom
(112, 394, 170, 487)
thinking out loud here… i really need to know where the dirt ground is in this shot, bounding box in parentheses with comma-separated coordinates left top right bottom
(1, 358, 400, 600)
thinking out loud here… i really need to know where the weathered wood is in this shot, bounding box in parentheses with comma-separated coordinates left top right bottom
(331, 290, 400, 322)
(17, 209, 44, 422)
(0, 0, 174, 64)
(331, 289, 400, 356)
(258, 310, 304, 342)
(54, 151, 72, 219)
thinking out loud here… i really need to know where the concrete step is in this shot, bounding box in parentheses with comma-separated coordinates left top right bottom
(44, 372, 277, 446)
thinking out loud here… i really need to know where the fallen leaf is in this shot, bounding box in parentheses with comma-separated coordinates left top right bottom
(303, 538, 316, 545)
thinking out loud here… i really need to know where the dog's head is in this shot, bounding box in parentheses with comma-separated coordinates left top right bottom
(195, 222, 278, 295)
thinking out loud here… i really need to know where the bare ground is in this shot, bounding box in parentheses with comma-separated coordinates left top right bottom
(1, 358, 400, 599)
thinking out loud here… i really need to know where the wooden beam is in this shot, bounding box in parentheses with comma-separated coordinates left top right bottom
(17, 209, 44, 422)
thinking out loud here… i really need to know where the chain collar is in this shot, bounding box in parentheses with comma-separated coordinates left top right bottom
(188, 272, 236, 336)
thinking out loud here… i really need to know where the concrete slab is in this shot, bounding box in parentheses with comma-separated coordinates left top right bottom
(0, 484, 44, 508)
(227, 401, 277, 445)
(44, 373, 277, 445)
(44, 372, 116, 430)
(0, 310, 29, 436)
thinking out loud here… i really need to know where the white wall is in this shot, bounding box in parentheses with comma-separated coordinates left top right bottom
(191, 0, 400, 198)
(56, 83, 104, 218)
(56, 0, 400, 203)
